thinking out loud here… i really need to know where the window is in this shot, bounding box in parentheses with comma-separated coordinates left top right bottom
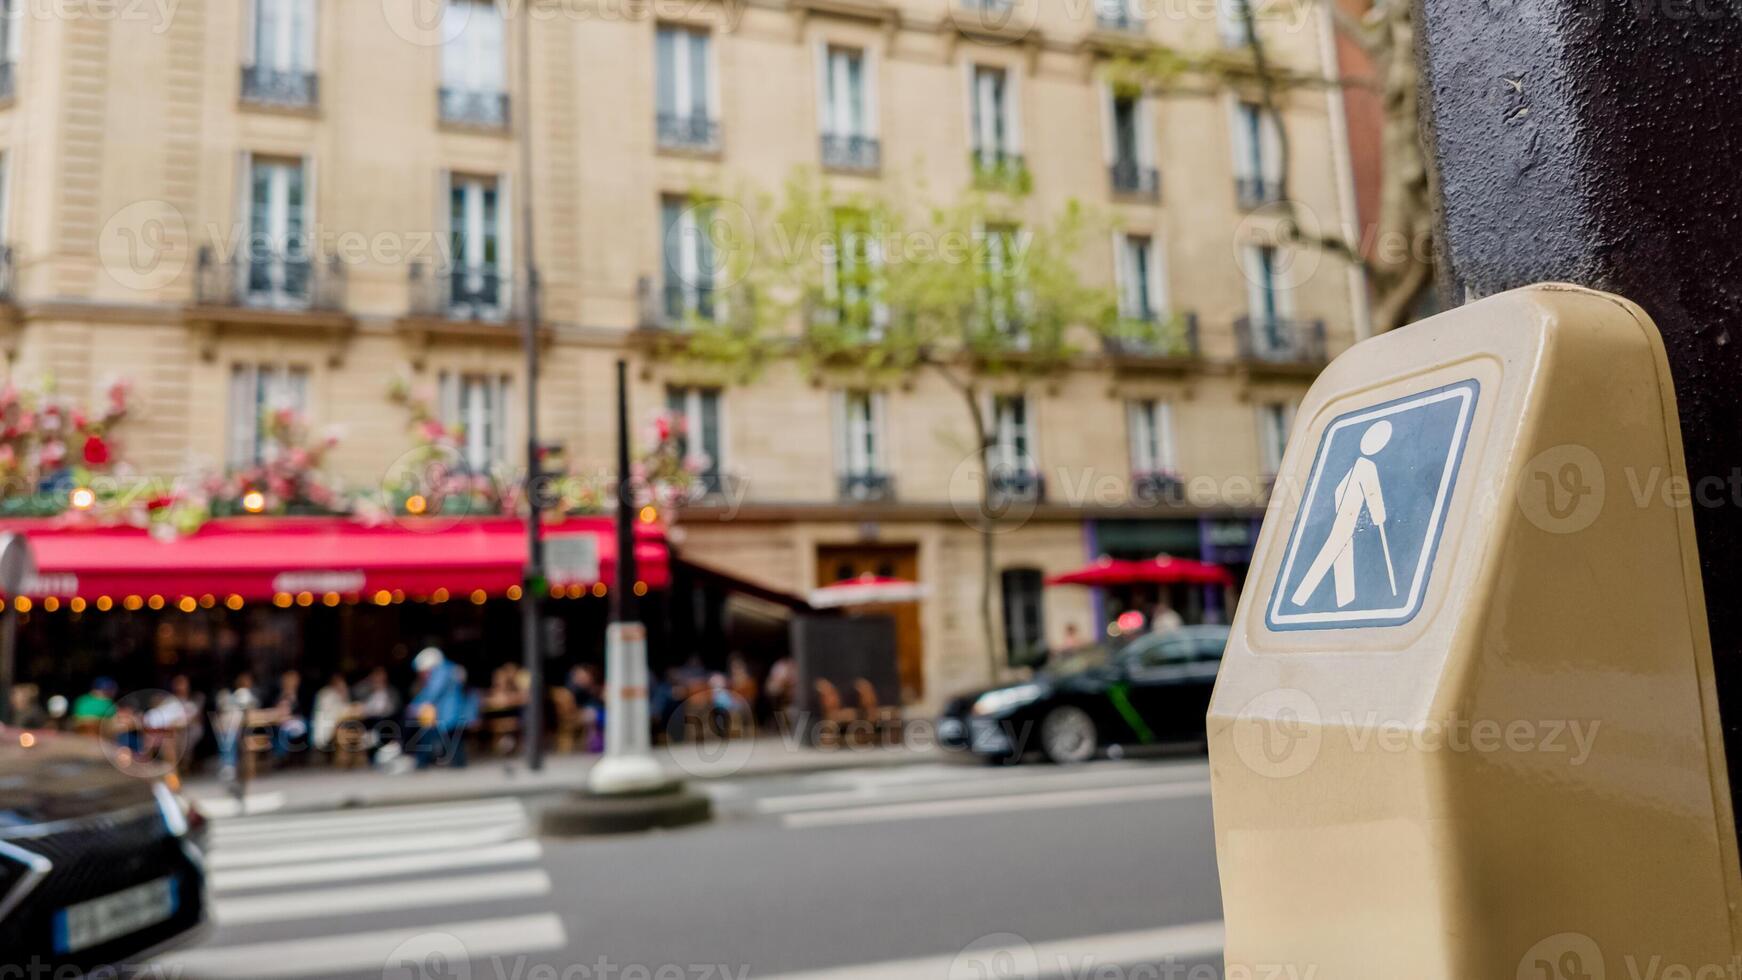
(1117, 233, 1163, 321)
(245, 157, 309, 307)
(243, 0, 316, 106)
(824, 208, 883, 336)
(661, 196, 717, 324)
(1105, 87, 1158, 196)
(1218, 0, 1252, 46)
(1258, 401, 1294, 477)
(818, 46, 879, 170)
(835, 390, 889, 499)
(1231, 100, 1283, 206)
(1128, 399, 1176, 474)
(666, 387, 724, 493)
(0, 0, 19, 98)
(228, 364, 309, 469)
(1096, 0, 1140, 31)
(439, 372, 510, 471)
(992, 394, 1035, 475)
(978, 224, 1025, 339)
(969, 65, 1021, 167)
(440, 0, 507, 126)
(1243, 242, 1290, 334)
(1001, 568, 1046, 666)
(447, 174, 506, 318)
(656, 26, 717, 150)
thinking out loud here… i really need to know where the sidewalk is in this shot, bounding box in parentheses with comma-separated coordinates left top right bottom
(183, 737, 945, 817)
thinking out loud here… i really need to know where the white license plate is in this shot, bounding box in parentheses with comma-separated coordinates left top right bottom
(54, 876, 180, 955)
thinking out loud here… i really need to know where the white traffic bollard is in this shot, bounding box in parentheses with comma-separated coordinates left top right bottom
(587, 622, 669, 794)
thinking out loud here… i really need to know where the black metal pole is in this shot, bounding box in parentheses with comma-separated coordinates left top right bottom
(517, 7, 544, 772)
(614, 359, 638, 624)
(0, 608, 14, 728)
(1416, 0, 1742, 845)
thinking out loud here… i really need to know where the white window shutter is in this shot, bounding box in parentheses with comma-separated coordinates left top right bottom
(1227, 99, 1252, 179)
(1006, 68, 1024, 154)
(871, 391, 888, 471)
(1149, 236, 1168, 314)
(1137, 95, 1157, 168)
(1157, 401, 1176, 471)
(814, 42, 831, 133)
(498, 173, 513, 291)
(227, 366, 256, 469)
(830, 391, 848, 476)
(295, 0, 316, 72)
(863, 50, 879, 138)
(1260, 110, 1285, 184)
(1098, 82, 1115, 164)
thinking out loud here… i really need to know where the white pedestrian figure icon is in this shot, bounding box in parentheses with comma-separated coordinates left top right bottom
(1290, 419, 1398, 608)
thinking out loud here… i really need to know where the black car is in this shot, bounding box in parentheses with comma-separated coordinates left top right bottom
(937, 624, 1229, 764)
(0, 728, 209, 971)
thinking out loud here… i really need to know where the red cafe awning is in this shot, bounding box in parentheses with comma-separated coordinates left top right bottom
(1046, 555, 1233, 588)
(0, 515, 669, 603)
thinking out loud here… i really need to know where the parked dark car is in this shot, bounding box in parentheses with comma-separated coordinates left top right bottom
(937, 625, 1230, 764)
(0, 727, 209, 971)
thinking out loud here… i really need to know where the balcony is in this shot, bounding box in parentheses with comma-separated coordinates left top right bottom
(1131, 470, 1187, 506)
(1236, 176, 1283, 210)
(658, 113, 722, 153)
(839, 471, 895, 502)
(821, 133, 881, 173)
(1236, 315, 1327, 371)
(439, 88, 510, 130)
(1096, 8, 1143, 31)
(1104, 312, 1200, 365)
(0, 61, 13, 102)
(240, 64, 318, 109)
(194, 249, 346, 312)
(0, 245, 13, 305)
(988, 467, 1045, 504)
(409, 262, 513, 322)
(1110, 159, 1161, 200)
(970, 149, 1029, 192)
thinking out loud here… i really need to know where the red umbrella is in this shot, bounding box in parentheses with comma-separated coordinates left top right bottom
(809, 573, 930, 609)
(1046, 555, 1233, 588)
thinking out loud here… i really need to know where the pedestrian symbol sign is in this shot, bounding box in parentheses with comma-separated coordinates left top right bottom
(1267, 379, 1479, 631)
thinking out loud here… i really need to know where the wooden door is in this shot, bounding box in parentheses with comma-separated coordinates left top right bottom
(816, 544, 924, 704)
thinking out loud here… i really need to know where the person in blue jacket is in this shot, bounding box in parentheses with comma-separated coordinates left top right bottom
(408, 647, 475, 769)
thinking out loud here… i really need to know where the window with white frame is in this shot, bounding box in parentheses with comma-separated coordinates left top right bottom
(228, 364, 309, 469)
(1230, 100, 1283, 202)
(1128, 399, 1177, 476)
(245, 156, 309, 307)
(1001, 567, 1046, 666)
(1257, 400, 1293, 477)
(835, 390, 887, 499)
(1117, 233, 1164, 321)
(1217, 0, 1252, 46)
(661, 196, 717, 324)
(439, 372, 510, 471)
(441, 0, 506, 125)
(245, 0, 315, 84)
(447, 173, 506, 317)
(1104, 86, 1158, 195)
(969, 65, 1021, 166)
(992, 394, 1035, 475)
(824, 208, 883, 335)
(1096, 0, 1140, 31)
(978, 224, 1025, 339)
(818, 45, 878, 170)
(665, 386, 724, 492)
(0, 0, 20, 79)
(1243, 241, 1291, 337)
(656, 25, 717, 149)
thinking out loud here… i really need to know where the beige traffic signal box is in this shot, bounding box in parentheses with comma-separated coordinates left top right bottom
(1209, 284, 1742, 977)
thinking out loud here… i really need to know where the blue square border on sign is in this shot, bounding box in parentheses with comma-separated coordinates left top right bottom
(1265, 378, 1480, 632)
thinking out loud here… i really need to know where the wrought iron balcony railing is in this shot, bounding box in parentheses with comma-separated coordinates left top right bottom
(409, 262, 514, 321)
(658, 113, 722, 152)
(1104, 312, 1200, 360)
(1096, 9, 1143, 31)
(1110, 159, 1161, 200)
(1131, 470, 1187, 506)
(970, 149, 1028, 190)
(241, 65, 318, 108)
(839, 471, 895, 502)
(439, 88, 510, 129)
(1236, 315, 1328, 366)
(1235, 176, 1283, 209)
(194, 247, 346, 312)
(821, 133, 881, 172)
(989, 467, 1045, 503)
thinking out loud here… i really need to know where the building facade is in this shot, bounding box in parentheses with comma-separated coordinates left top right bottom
(0, 0, 1362, 710)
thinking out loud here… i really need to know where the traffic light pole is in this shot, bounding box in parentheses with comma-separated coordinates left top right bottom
(517, 5, 544, 773)
(1416, 0, 1742, 847)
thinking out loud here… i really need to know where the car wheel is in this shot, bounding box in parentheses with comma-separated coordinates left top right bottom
(1040, 706, 1098, 765)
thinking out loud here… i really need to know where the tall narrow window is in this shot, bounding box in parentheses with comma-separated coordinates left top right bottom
(1118, 233, 1161, 321)
(978, 224, 1025, 340)
(666, 386, 724, 494)
(1128, 399, 1176, 475)
(245, 157, 308, 308)
(819, 46, 878, 170)
(0, 0, 20, 100)
(656, 26, 717, 150)
(1001, 568, 1046, 666)
(661, 196, 717, 324)
(439, 372, 510, 471)
(826, 208, 882, 336)
(1106, 89, 1158, 197)
(1231, 100, 1283, 207)
(441, 0, 507, 127)
(448, 174, 504, 319)
(244, 0, 316, 106)
(969, 65, 1020, 167)
(1243, 242, 1290, 350)
(992, 394, 1034, 475)
(1258, 401, 1293, 477)
(836, 390, 889, 500)
(228, 364, 309, 469)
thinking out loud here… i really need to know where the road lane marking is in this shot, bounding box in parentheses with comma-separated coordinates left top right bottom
(213, 838, 544, 893)
(212, 804, 527, 846)
(212, 799, 525, 838)
(207, 822, 528, 869)
(157, 913, 568, 978)
(214, 869, 553, 925)
(757, 764, 1212, 814)
(757, 920, 1225, 979)
(780, 779, 1211, 829)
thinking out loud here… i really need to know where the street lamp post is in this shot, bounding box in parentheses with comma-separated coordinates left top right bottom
(517, 4, 544, 773)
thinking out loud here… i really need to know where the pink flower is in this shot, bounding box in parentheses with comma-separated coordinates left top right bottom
(82, 435, 109, 466)
(40, 440, 65, 468)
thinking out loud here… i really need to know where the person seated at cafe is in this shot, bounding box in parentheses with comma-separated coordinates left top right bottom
(270, 670, 311, 765)
(70, 677, 119, 724)
(9, 684, 48, 729)
(311, 673, 352, 753)
(407, 647, 472, 769)
(215, 671, 261, 779)
(353, 667, 402, 762)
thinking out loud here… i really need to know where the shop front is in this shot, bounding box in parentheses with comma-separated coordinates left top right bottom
(1084, 515, 1263, 632)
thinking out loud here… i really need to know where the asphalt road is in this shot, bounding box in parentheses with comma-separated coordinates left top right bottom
(157, 754, 1225, 980)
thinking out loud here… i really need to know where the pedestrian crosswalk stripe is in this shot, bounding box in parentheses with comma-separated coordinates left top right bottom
(211, 799, 525, 840)
(208, 822, 528, 870)
(215, 869, 554, 926)
(781, 779, 1211, 829)
(213, 838, 544, 893)
(757, 762, 1211, 814)
(158, 912, 569, 978)
(757, 920, 1224, 979)
(212, 804, 528, 847)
